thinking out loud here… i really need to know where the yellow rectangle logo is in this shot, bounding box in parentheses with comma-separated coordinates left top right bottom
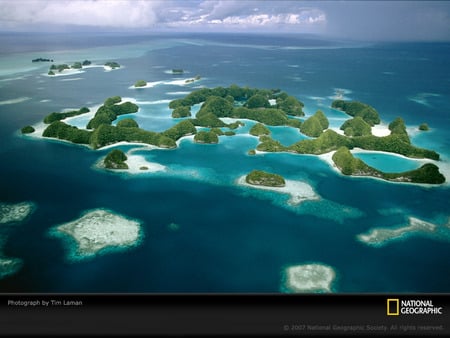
(387, 299, 399, 316)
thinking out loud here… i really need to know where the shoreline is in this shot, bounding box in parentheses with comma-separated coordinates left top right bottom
(236, 175, 319, 205)
(318, 149, 449, 187)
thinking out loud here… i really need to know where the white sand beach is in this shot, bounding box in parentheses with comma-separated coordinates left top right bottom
(45, 69, 85, 77)
(371, 123, 391, 137)
(236, 176, 319, 205)
(318, 148, 449, 186)
(284, 264, 336, 293)
(125, 155, 167, 173)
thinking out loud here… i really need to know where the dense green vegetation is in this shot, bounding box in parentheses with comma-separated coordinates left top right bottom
(351, 134, 439, 160)
(172, 106, 191, 118)
(197, 96, 234, 118)
(105, 62, 120, 69)
(72, 62, 82, 69)
(419, 123, 429, 131)
(44, 107, 90, 124)
(21, 125, 35, 134)
(104, 149, 128, 169)
(299, 110, 329, 137)
(244, 94, 271, 109)
(89, 124, 175, 149)
(249, 123, 270, 136)
(87, 97, 139, 129)
(332, 100, 380, 126)
(332, 147, 445, 184)
(332, 146, 377, 176)
(49, 64, 70, 73)
(189, 112, 228, 128)
(43, 121, 92, 144)
(340, 116, 372, 137)
(162, 120, 197, 140)
(276, 94, 304, 116)
(256, 136, 286, 152)
(194, 130, 219, 144)
(116, 118, 139, 128)
(33, 86, 444, 184)
(134, 80, 147, 87)
(168, 85, 299, 127)
(245, 170, 286, 187)
(47, 60, 92, 74)
(288, 130, 351, 154)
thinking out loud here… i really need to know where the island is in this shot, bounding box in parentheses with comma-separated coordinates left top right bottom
(32, 58, 53, 62)
(245, 170, 286, 187)
(172, 69, 184, 74)
(193, 130, 219, 144)
(249, 122, 270, 136)
(332, 146, 445, 184)
(48, 209, 143, 260)
(419, 123, 430, 131)
(104, 61, 120, 69)
(236, 175, 318, 205)
(21, 85, 445, 184)
(356, 217, 437, 247)
(47, 60, 92, 75)
(21, 125, 35, 134)
(103, 149, 128, 169)
(133, 80, 147, 88)
(283, 264, 336, 293)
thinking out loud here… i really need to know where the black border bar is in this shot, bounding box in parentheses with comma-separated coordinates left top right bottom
(1, 294, 449, 336)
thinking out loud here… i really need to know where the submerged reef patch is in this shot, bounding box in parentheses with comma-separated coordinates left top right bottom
(49, 208, 143, 261)
(0, 201, 35, 279)
(357, 217, 437, 247)
(0, 257, 23, 280)
(282, 263, 337, 293)
(0, 202, 35, 224)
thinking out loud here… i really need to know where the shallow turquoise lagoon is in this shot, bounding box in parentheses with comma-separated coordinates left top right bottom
(353, 152, 422, 173)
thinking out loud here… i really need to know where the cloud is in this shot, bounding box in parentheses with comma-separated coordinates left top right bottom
(0, 0, 162, 28)
(0, 0, 448, 41)
(161, 1, 327, 32)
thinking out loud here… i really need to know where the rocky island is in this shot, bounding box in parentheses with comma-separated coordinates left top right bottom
(245, 170, 286, 187)
(21, 85, 446, 184)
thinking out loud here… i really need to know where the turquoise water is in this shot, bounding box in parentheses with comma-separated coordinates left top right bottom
(0, 33, 449, 293)
(353, 152, 422, 173)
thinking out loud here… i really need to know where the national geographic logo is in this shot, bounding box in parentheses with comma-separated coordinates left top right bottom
(387, 298, 443, 316)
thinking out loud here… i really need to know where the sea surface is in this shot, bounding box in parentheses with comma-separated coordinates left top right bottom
(0, 32, 449, 293)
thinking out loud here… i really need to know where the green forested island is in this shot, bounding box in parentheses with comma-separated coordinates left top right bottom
(104, 149, 128, 169)
(23, 85, 445, 184)
(332, 147, 445, 184)
(245, 170, 286, 187)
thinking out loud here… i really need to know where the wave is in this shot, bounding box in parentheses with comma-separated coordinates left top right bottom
(0, 97, 31, 105)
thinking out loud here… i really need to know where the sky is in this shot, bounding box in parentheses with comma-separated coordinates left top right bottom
(0, 0, 449, 41)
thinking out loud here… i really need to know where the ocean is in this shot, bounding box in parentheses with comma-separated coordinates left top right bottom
(0, 32, 449, 292)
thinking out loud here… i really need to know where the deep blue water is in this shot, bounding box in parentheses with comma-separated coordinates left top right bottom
(0, 33, 449, 293)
